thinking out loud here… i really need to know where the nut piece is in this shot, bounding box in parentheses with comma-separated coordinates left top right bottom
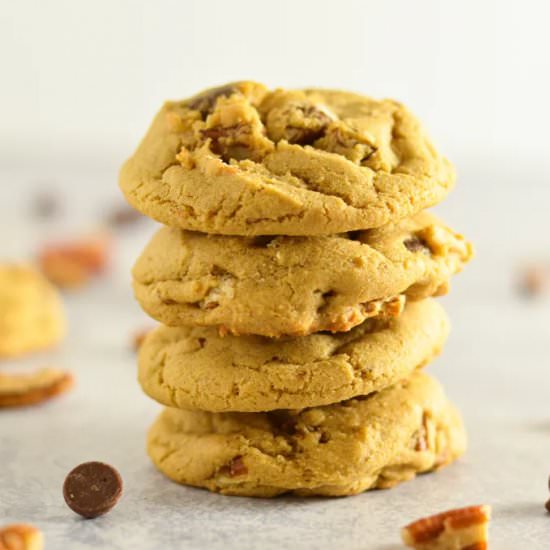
(219, 456, 248, 477)
(517, 264, 548, 297)
(401, 505, 491, 550)
(38, 233, 111, 289)
(0, 368, 74, 408)
(0, 523, 43, 550)
(132, 328, 152, 352)
(63, 461, 123, 519)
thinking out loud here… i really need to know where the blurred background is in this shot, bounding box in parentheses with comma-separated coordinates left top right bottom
(1, 1, 550, 547)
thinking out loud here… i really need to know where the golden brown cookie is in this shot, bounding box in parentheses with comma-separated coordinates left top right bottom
(133, 212, 472, 337)
(120, 82, 454, 235)
(147, 372, 466, 497)
(139, 299, 448, 412)
(0, 368, 74, 408)
(0, 265, 65, 358)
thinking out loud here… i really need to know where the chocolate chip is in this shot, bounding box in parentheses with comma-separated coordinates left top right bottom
(546, 498, 550, 513)
(187, 85, 237, 117)
(404, 236, 430, 254)
(63, 461, 122, 518)
(31, 190, 60, 219)
(107, 205, 144, 227)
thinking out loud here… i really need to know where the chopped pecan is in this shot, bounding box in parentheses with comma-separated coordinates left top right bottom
(132, 328, 152, 352)
(314, 122, 377, 165)
(187, 84, 239, 117)
(0, 368, 74, 408)
(413, 411, 431, 452)
(404, 235, 431, 254)
(265, 101, 335, 145)
(518, 264, 548, 297)
(0, 524, 43, 550)
(219, 456, 248, 477)
(402, 505, 491, 550)
(38, 233, 111, 289)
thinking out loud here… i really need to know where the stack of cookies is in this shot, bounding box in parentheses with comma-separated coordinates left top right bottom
(120, 81, 473, 497)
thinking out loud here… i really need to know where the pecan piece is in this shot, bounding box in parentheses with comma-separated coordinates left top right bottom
(517, 264, 548, 297)
(187, 84, 239, 117)
(314, 122, 377, 165)
(0, 524, 43, 550)
(265, 101, 335, 145)
(404, 235, 431, 254)
(132, 328, 152, 352)
(38, 233, 111, 289)
(402, 505, 491, 550)
(0, 368, 74, 408)
(219, 456, 248, 477)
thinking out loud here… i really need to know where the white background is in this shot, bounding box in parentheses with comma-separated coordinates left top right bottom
(1, 1, 550, 549)
(1, 0, 549, 169)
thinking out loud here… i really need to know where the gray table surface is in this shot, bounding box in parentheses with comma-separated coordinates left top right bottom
(1, 158, 550, 549)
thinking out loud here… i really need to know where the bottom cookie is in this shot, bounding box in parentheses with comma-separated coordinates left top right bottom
(147, 372, 466, 497)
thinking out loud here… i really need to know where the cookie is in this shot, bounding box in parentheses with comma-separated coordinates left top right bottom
(138, 299, 448, 412)
(147, 372, 466, 497)
(133, 212, 471, 337)
(0, 368, 74, 408)
(0, 265, 65, 358)
(120, 81, 454, 236)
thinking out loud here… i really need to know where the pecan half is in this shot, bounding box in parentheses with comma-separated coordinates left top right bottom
(0, 524, 43, 550)
(39, 233, 111, 289)
(402, 505, 491, 550)
(0, 368, 74, 408)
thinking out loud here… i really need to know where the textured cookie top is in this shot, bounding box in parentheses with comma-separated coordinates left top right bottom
(138, 299, 449, 412)
(133, 211, 472, 337)
(0, 264, 65, 357)
(120, 81, 455, 235)
(147, 372, 466, 497)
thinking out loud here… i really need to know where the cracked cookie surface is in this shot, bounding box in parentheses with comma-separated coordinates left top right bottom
(0, 264, 65, 357)
(147, 372, 466, 497)
(138, 299, 448, 412)
(120, 81, 455, 235)
(133, 212, 472, 337)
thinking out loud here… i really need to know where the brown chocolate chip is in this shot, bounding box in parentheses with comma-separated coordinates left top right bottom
(187, 85, 237, 116)
(404, 236, 430, 254)
(31, 190, 60, 219)
(106, 205, 144, 227)
(545, 498, 550, 513)
(63, 461, 122, 518)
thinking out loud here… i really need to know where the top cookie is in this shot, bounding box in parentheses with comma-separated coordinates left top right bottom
(120, 81, 454, 235)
